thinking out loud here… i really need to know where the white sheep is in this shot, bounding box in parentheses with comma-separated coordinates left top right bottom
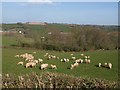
(80, 54, 84, 56)
(70, 62, 79, 69)
(104, 63, 108, 67)
(33, 52, 36, 54)
(51, 64, 57, 69)
(71, 53, 74, 56)
(34, 60, 39, 64)
(17, 61, 23, 65)
(108, 63, 112, 69)
(84, 56, 88, 59)
(87, 59, 90, 64)
(25, 62, 32, 68)
(38, 58, 43, 63)
(40, 63, 48, 70)
(71, 57, 76, 60)
(75, 59, 81, 63)
(60, 59, 63, 62)
(98, 63, 101, 67)
(15, 55, 20, 58)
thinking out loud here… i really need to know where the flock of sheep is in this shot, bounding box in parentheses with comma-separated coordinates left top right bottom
(15, 52, 113, 70)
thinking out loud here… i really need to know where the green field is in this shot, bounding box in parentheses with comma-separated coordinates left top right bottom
(2, 48, 118, 82)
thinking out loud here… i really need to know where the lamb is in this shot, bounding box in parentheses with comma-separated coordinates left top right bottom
(75, 59, 81, 63)
(15, 55, 20, 58)
(108, 63, 112, 69)
(70, 62, 79, 69)
(33, 52, 36, 54)
(87, 59, 91, 64)
(25, 62, 32, 68)
(98, 63, 101, 67)
(85, 59, 90, 64)
(80, 54, 84, 56)
(17, 61, 23, 65)
(51, 64, 57, 69)
(40, 63, 48, 70)
(25, 62, 36, 68)
(38, 58, 43, 63)
(34, 60, 39, 64)
(80, 59, 83, 63)
(71, 57, 76, 60)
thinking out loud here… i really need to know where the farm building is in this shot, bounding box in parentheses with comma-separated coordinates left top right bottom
(26, 22, 47, 25)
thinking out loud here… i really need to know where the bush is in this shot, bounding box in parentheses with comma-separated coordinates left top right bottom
(2, 72, 118, 89)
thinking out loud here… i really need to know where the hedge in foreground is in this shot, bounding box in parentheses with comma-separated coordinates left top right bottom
(2, 72, 118, 89)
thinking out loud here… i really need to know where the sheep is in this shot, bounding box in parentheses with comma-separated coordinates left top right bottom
(87, 59, 91, 64)
(84, 56, 88, 59)
(17, 61, 23, 65)
(80, 59, 83, 63)
(25, 62, 32, 68)
(33, 52, 36, 54)
(98, 63, 101, 67)
(25, 62, 36, 68)
(70, 53, 74, 56)
(15, 55, 20, 58)
(70, 62, 79, 69)
(40, 63, 48, 70)
(61, 59, 63, 62)
(80, 54, 84, 56)
(85, 59, 90, 64)
(56, 57, 59, 59)
(75, 59, 81, 63)
(84, 59, 87, 63)
(34, 60, 39, 64)
(71, 57, 76, 60)
(108, 63, 112, 69)
(87, 56, 90, 59)
(31, 62, 36, 67)
(44, 53, 48, 57)
(104, 63, 107, 66)
(51, 64, 57, 69)
(38, 58, 43, 63)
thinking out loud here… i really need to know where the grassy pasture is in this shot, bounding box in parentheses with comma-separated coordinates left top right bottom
(2, 48, 118, 82)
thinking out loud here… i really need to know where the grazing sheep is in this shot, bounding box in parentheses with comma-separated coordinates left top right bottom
(104, 63, 107, 66)
(72, 57, 76, 60)
(40, 63, 48, 70)
(75, 59, 81, 63)
(17, 61, 23, 65)
(108, 63, 112, 69)
(38, 59, 43, 63)
(31, 62, 36, 67)
(25, 62, 32, 68)
(80, 59, 83, 63)
(71, 53, 74, 56)
(60, 59, 63, 62)
(33, 52, 36, 54)
(80, 54, 84, 56)
(51, 64, 57, 69)
(85, 59, 88, 63)
(84, 56, 88, 59)
(87, 59, 91, 64)
(56, 57, 59, 59)
(87, 56, 90, 59)
(70, 62, 79, 69)
(98, 63, 101, 67)
(34, 60, 39, 64)
(15, 55, 20, 58)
